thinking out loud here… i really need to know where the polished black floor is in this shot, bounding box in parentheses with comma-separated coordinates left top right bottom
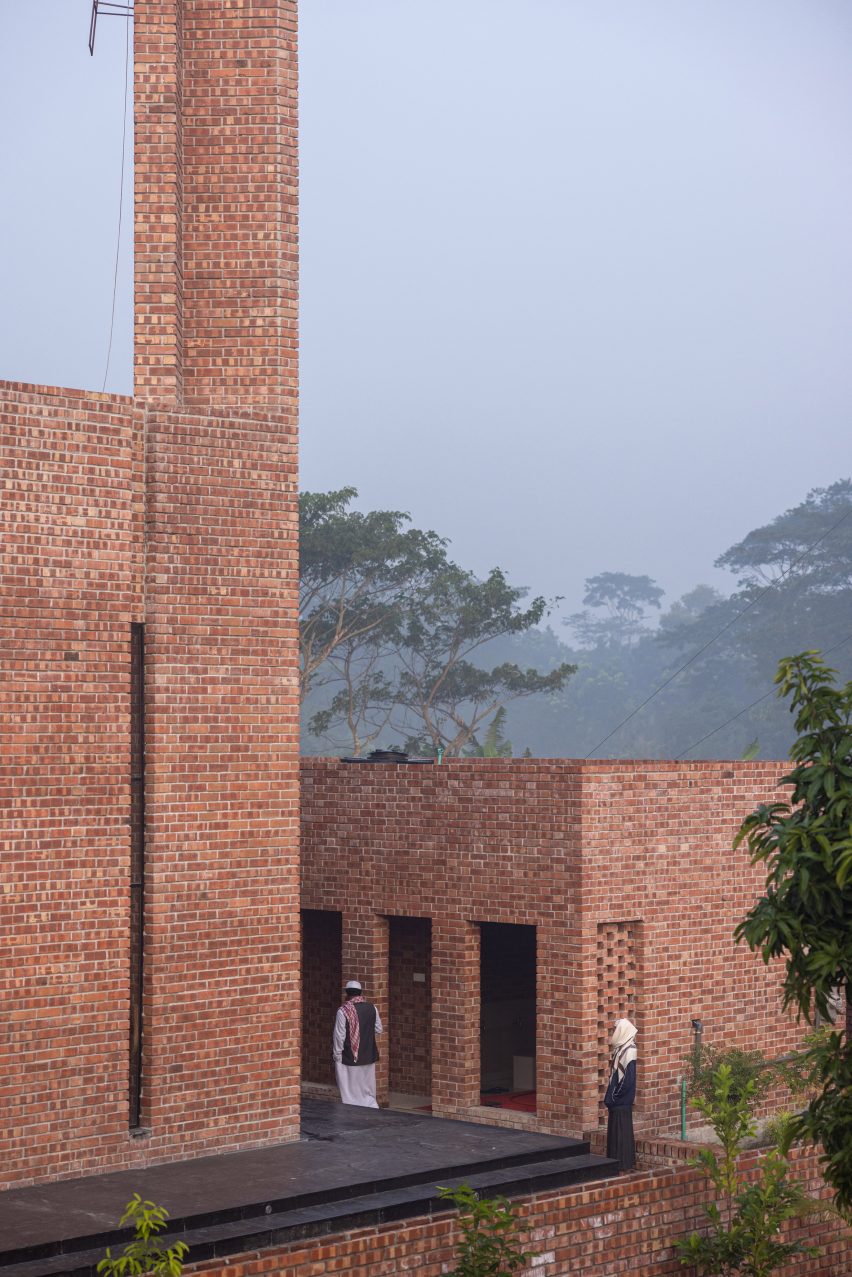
(0, 1101, 617, 1277)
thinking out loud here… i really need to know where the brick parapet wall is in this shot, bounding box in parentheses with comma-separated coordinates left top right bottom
(301, 759, 796, 1138)
(183, 1143, 848, 1277)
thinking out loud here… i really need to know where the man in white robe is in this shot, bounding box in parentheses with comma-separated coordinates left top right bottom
(333, 979, 383, 1107)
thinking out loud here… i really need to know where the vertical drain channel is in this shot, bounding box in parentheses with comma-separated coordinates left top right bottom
(129, 622, 146, 1129)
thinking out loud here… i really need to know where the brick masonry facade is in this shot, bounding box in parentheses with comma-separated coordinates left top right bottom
(1, 0, 300, 1189)
(301, 759, 798, 1137)
(180, 1142, 848, 1277)
(2, 10, 845, 1275)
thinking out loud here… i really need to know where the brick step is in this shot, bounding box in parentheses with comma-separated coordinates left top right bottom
(0, 1152, 618, 1277)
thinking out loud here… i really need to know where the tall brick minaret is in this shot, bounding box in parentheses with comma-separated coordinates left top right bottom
(132, 0, 301, 1155)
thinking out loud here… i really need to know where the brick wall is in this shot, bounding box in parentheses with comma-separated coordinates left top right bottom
(577, 762, 794, 1132)
(301, 759, 796, 1138)
(0, 382, 142, 1183)
(141, 401, 300, 1158)
(1, 0, 300, 1188)
(182, 1142, 848, 1277)
(134, 0, 298, 408)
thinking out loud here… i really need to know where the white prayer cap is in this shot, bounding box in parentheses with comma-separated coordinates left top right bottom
(344, 980, 362, 991)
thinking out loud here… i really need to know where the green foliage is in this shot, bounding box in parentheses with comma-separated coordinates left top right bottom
(300, 489, 574, 755)
(734, 651, 852, 1215)
(97, 1195, 188, 1277)
(674, 1065, 820, 1276)
(687, 1042, 772, 1111)
(466, 708, 513, 757)
(299, 487, 448, 701)
(741, 738, 760, 761)
(301, 478, 852, 760)
(391, 562, 574, 756)
(438, 1183, 536, 1276)
(772, 1025, 836, 1102)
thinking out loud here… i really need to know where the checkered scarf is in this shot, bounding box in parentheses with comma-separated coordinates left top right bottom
(342, 996, 366, 1062)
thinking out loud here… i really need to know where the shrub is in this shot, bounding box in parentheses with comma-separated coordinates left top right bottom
(674, 1064, 821, 1276)
(686, 1041, 774, 1111)
(438, 1183, 536, 1276)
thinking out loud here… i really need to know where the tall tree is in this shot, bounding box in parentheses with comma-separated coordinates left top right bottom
(717, 479, 852, 592)
(300, 493, 574, 755)
(735, 652, 852, 1215)
(389, 564, 575, 755)
(567, 572, 664, 649)
(299, 488, 447, 699)
(656, 480, 852, 759)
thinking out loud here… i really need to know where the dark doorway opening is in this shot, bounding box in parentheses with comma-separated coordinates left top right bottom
(301, 909, 342, 1086)
(388, 916, 432, 1108)
(480, 922, 536, 1113)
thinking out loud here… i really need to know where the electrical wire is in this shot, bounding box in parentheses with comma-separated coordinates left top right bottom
(584, 503, 852, 758)
(675, 630, 852, 759)
(101, 13, 131, 392)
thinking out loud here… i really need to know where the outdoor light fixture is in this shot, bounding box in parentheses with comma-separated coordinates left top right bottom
(691, 1018, 704, 1066)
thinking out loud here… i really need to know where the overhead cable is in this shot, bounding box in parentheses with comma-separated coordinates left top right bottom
(674, 630, 852, 759)
(101, 12, 131, 392)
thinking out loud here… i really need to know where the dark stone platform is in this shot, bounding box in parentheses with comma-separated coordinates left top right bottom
(0, 1101, 617, 1277)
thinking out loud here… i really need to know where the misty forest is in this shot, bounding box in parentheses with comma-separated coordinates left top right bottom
(299, 478, 852, 761)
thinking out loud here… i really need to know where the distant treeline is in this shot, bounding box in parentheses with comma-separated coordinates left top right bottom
(300, 479, 852, 760)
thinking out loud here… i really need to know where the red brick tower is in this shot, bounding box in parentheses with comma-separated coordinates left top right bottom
(0, 0, 300, 1186)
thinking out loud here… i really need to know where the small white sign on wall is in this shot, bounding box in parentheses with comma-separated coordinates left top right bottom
(413, 972, 426, 983)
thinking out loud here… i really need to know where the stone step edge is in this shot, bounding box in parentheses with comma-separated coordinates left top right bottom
(0, 1139, 592, 1269)
(0, 1154, 618, 1277)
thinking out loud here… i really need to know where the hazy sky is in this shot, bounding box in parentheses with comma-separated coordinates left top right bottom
(2, 1, 851, 616)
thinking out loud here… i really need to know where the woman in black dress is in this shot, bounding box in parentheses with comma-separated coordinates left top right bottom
(604, 1018, 637, 1171)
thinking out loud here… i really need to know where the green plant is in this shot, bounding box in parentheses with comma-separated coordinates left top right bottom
(674, 1064, 820, 1276)
(438, 1183, 536, 1276)
(686, 1042, 772, 1111)
(734, 651, 852, 1215)
(772, 1026, 835, 1106)
(97, 1194, 188, 1277)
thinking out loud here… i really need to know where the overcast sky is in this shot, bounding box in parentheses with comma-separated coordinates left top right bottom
(2, 1, 851, 616)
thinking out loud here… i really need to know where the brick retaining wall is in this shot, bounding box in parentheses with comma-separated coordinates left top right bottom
(184, 1144, 848, 1276)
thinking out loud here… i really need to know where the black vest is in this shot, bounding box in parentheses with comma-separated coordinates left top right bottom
(341, 1001, 379, 1066)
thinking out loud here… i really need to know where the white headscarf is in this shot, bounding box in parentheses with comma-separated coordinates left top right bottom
(610, 1018, 638, 1079)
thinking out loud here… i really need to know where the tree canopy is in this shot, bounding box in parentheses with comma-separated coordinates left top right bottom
(735, 651, 852, 1215)
(300, 478, 852, 760)
(300, 490, 573, 755)
(567, 572, 664, 649)
(299, 488, 447, 700)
